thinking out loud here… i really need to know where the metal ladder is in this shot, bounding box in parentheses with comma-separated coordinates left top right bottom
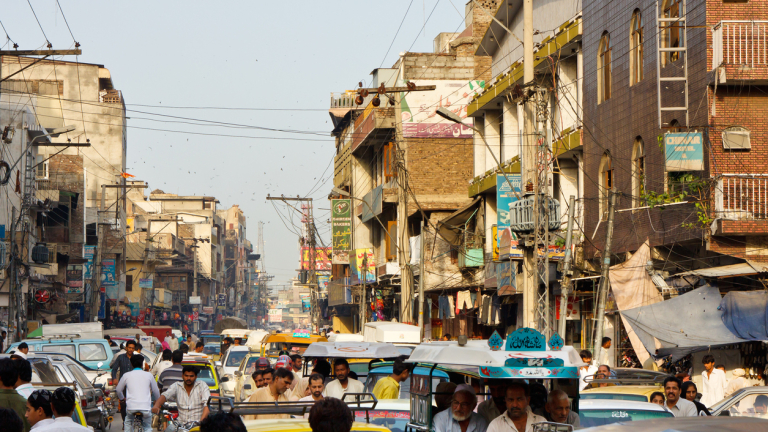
(23, 149, 36, 206)
(655, 0, 689, 128)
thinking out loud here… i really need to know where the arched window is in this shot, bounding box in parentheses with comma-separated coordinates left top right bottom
(632, 138, 645, 208)
(630, 10, 644, 85)
(599, 152, 613, 217)
(661, 0, 681, 66)
(598, 32, 612, 103)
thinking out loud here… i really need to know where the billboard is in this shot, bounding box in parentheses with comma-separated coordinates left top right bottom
(665, 132, 704, 172)
(268, 308, 282, 323)
(400, 79, 485, 138)
(350, 248, 376, 284)
(83, 246, 95, 279)
(102, 259, 117, 299)
(66, 264, 83, 292)
(331, 199, 352, 252)
(301, 247, 332, 271)
(497, 174, 522, 259)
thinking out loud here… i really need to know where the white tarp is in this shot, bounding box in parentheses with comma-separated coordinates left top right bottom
(608, 240, 664, 368)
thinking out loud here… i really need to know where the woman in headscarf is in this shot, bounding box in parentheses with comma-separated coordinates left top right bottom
(725, 368, 748, 397)
(681, 381, 711, 416)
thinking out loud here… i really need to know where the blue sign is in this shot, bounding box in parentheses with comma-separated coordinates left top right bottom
(548, 332, 564, 351)
(479, 366, 578, 379)
(488, 330, 503, 351)
(504, 357, 564, 367)
(506, 327, 546, 351)
(98, 292, 106, 319)
(102, 259, 118, 299)
(496, 174, 521, 254)
(83, 246, 95, 279)
(665, 132, 704, 172)
(217, 293, 226, 307)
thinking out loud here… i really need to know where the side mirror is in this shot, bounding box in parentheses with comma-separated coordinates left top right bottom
(215, 361, 222, 367)
(235, 371, 242, 377)
(221, 376, 230, 383)
(244, 384, 251, 390)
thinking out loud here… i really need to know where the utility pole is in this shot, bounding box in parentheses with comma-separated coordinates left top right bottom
(558, 196, 576, 337)
(594, 189, 617, 363)
(521, 0, 538, 330)
(394, 62, 413, 325)
(360, 255, 367, 333)
(9, 207, 17, 341)
(91, 184, 106, 321)
(417, 219, 425, 340)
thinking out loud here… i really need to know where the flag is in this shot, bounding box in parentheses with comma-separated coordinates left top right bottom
(121, 172, 135, 178)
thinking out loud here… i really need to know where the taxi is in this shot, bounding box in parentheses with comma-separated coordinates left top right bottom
(181, 354, 221, 397)
(581, 384, 664, 403)
(71, 402, 89, 427)
(191, 419, 394, 432)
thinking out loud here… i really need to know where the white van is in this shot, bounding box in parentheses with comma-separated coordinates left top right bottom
(362, 322, 420, 356)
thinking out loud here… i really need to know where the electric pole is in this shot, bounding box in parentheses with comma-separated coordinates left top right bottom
(418, 219, 425, 340)
(594, 189, 617, 363)
(558, 196, 576, 337)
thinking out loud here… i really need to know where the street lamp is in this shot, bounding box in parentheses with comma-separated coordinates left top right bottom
(435, 107, 520, 200)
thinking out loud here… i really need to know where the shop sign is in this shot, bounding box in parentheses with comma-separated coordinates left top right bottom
(497, 174, 522, 259)
(350, 249, 376, 284)
(83, 246, 95, 279)
(301, 247, 332, 271)
(202, 306, 214, 314)
(66, 264, 83, 292)
(139, 278, 153, 289)
(665, 132, 704, 172)
(331, 199, 351, 251)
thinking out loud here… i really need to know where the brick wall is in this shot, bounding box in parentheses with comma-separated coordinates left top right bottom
(44, 154, 85, 255)
(709, 87, 768, 175)
(582, 0, 710, 256)
(407, 137, 474, 198)
(403, 53, 477, 80)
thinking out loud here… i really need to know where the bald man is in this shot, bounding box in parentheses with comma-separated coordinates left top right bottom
(544, 389, 579, 427)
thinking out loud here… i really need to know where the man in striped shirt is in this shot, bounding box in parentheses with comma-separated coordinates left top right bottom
(152, 365, 210, 430)
(158, 350, 184, 392)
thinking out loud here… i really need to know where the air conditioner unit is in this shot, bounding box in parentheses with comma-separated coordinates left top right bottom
(458, 248, 484, 269)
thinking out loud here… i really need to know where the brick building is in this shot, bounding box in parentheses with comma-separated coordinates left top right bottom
(326, 1, 498, 334)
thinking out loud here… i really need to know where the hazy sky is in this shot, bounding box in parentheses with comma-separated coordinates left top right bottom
(1, 1, 468, 285)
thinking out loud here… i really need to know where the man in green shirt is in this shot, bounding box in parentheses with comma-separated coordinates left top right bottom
(0, 358, 30, 432)
(372, 359, 409, 400)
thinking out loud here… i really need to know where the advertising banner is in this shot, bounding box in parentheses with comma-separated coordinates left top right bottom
(400, 79, 485, 138)
(83, 246, 95, 279)
(664, 132, 704, 172)
(497, 261, 517, 296)
(331, 199, 351, 251)
(139, 278, 153, 289)
(497, 174, 522, 259)
(317, 274, 330, 292)
(301, 247, 332, 271)
(66, 264, 83, 293)
(350, 248, 376, 284)
(102, 259, 118, 299)
(268, 308, 282, 323)
(332, 250, 350, 265)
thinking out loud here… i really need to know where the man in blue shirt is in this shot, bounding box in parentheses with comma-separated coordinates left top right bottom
(433, 384, 488, 432)
(117, 354, 160, 431)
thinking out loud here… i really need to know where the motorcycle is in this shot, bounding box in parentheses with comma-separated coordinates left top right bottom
(92, 370, 115, 431)
(160, 410, 199, 432)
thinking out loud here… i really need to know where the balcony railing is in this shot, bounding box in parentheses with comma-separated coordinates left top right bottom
(712, 21, 768, 69)
(715, 174, 768, 220)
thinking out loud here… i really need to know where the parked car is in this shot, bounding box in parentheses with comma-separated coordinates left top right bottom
(709, 386, 768, 417)
(577, 399, 673, 428)
(7, 338, 113, 370)
(577, 416, 768, 431)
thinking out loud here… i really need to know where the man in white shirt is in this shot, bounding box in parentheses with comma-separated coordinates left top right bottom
(116, 354, 160, 431)
(13, 358, 35, 399)
(152, 350, 174, 378)
(165, 331, 179, 352)
(37, 387, 90, 432)
(577, 350, 598, 392)
(433, 384, 488, 432)
(324, 359, 364, 401)
(289, 354, 303, 391)
(700, 354, 727, 407)
(299, 373, 325, 403)
(663, 376, 697, 417)
(486, 383, 547, 432)
(25, 389, 55, 431)
(597, 338, 612, 369)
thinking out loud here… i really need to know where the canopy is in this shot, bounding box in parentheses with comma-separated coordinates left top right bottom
(327, 333, 365, 343)
(244, 330, 269, 347)
(302, 342, 402, 359)
(406, 339, 586, 379)
(620, 285, 747, 361)
(214, 316, 247, 333)
(435, 197, 481, 246)
(674, 260, 768, 278)
(719, 290, 768, 340)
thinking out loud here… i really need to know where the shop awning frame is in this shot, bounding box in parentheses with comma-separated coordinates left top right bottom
(674, 260, 768, 279)
(436, 197, 482, 246)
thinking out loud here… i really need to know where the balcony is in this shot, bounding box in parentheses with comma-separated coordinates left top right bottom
(712, 21, 768, 81)
(713, 174, 768, 235)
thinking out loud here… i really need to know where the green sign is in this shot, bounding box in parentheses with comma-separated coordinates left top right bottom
(331, 199, 352, 251)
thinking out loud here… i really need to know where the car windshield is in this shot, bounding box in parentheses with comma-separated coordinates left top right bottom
(350, 362, 369, 377)
(194, 366, 216, 388)
(581, 393, 648, 402)
(354, 410, 409, 432)
(203, 345, 220, 355)
(225, 351, 248, 367)
(579, 409, 673, 427)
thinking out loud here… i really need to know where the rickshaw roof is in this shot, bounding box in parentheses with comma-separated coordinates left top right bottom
(405, 328, 586, 379)
(303, 342, 402, 359)
(264, 333, 328, 344)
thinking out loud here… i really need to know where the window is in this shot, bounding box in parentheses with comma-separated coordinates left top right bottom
(67, 364, 92, 388)
(126, 275, 133, 292)
(42, 344, 76, 357)
(661, 0, 681, 66)
(722, 127, 751, 150)
(78, 343, 108, 361)
(386, 221, 398, 261)
(599, 153, 613, 217)
(35, 155, 49, 180)
(630, 11, 644, 85)
(383, 142, 396, 180)
(632, 138, 646, 208)
(598, 33, 612, 103)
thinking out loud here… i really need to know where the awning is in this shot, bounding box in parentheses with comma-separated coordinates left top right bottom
(436, 197, 481, 246)
(720, 290, 768, 340)
(674, 261, 768, 278)
(620, 285, 747, 361)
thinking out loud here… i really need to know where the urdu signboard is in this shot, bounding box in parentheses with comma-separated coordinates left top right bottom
(400, 79, 485, 138)
(331, 199, 351, 252)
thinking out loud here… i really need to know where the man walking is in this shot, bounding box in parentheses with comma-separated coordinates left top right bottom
(152, 366, 211, 431)
(158, 350, 185, 392)
(433, 384, 488, 432)
(598, 338, 612, 368)
(486, 382, 547, 432)
(298, 374, 325, 402)
(111, 338, 137, 425)
(13, 359, 34, 399)
(578, 350, 598, 392)
(24, 389, 54, 431)
(324, 359, 364, 400)
(700, 354, 727, 407)
(371, 359, 409, 400)
(663, 376, 697, 417)
(0, 358, 30, 432)
(152, 350, 174, 378)
(45, 387, 90, 432)
(116, 355, 160, 432)
(244, 368, 294, 420)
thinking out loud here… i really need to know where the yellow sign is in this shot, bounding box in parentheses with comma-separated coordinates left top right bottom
(492, 225, 499, 261)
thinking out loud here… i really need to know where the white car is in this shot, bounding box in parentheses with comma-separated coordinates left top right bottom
(577, 399, 674, 428)
(216, 345, 250, 398)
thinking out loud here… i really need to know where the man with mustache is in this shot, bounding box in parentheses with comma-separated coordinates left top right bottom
(433, 384, 488, 432)
(486, 382, 547, 432)
(663, 376, 697, 417)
